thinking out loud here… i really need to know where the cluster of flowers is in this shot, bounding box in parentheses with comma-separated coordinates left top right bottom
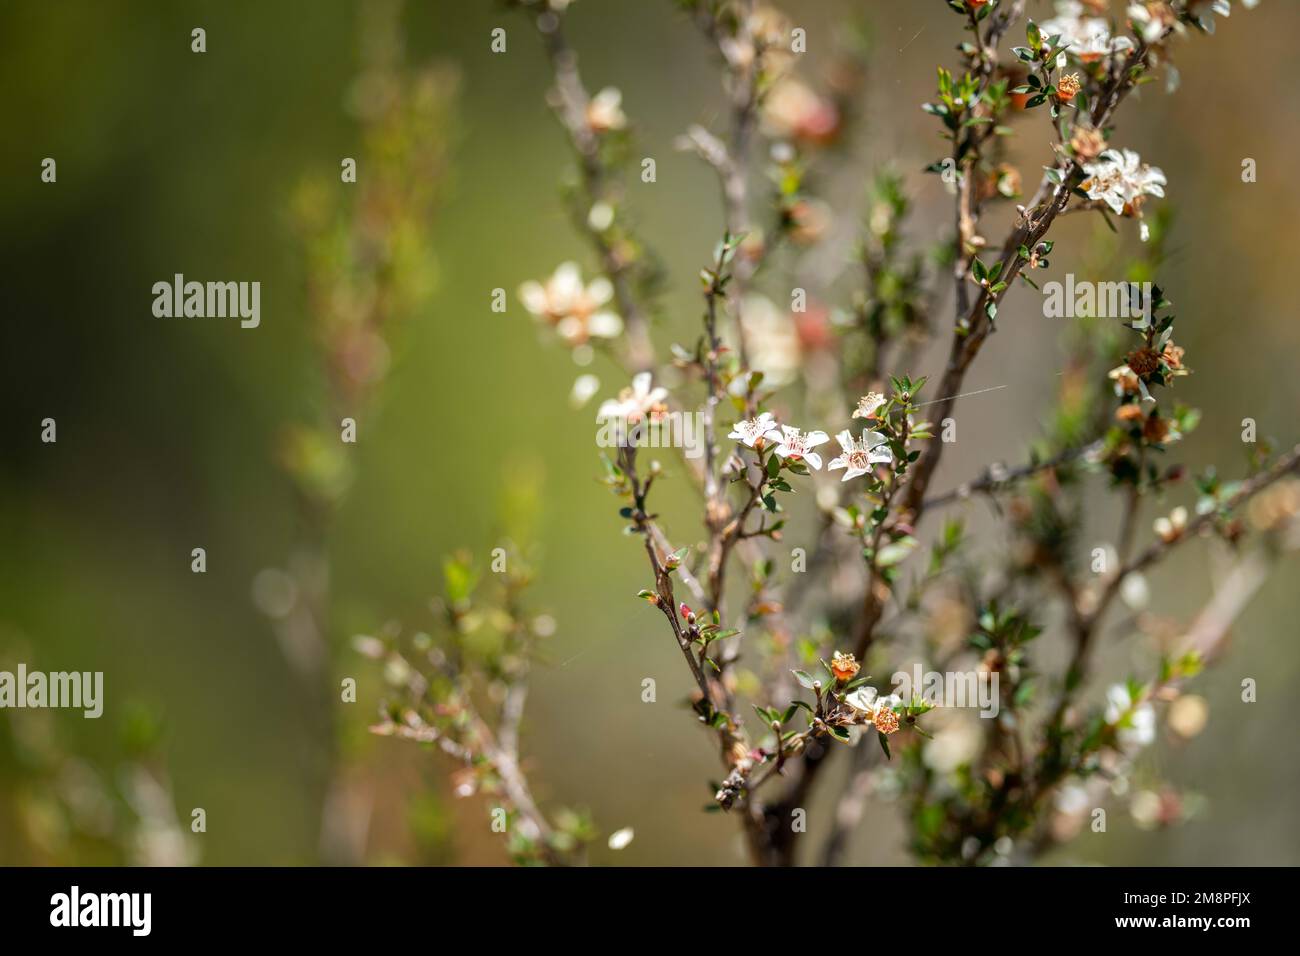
(726, 392, 893, 481)
(829, 652, 901, 735)
(1039, 0, 1259, 60)
(1040, 0, 1137, 64)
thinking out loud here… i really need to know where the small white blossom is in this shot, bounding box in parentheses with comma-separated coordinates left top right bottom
(827, 428, 892, 481)
(761, 77, 840, 145)
(846, 685, 901, 717)
(1105, 684, 1157, 749)
(1040, 2, 1134, 66)
(597, 371, 668, 423)
(1127, 2, 1177, 43)
(607, 826, 635, 850)
(519, 262, 623, 345)
(1153, 505, 1188, 543)
(569, 373, 601, 409)
(772, 425, 830, 469)
(726, 295, 802, 387)
(586, 87, 627, 132)
(1081, 148, 1166, 239)
(852, 392, 886, 420)
(728, 412, 779, 448)
(1187, 0, 1257, 34)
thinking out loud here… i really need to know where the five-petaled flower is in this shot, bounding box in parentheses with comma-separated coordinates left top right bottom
(597, 371, 669, 424)
(1080, 149, 1167, 240)
(729, 412, 779, 449)
(772, 425, 830, 469)
(828, 429, 893, 481)
(519, 262, 624, 345)
(845, 685, 903, 734)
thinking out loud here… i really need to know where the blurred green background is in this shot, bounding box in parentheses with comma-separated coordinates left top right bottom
(2, 0, 1298, 865)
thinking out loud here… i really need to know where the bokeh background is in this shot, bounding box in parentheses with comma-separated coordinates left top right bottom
(2, 0, 1298, 865)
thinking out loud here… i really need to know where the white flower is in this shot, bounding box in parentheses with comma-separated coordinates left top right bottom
(760, 77, 839, 144)
(1127, 2, 1178, 43)
(597, 372, 668, 423)
(569, 373, 601, 409)
(845, 686, 902, 731)
(852, 392, 886, 420)
(725, 295, 802, 387)
(586, 87, 626, 132)
(728, 412, 779, 448)
(1105, 684, 1157, 749)
(519, 262, 623, 345)
(1153, 505, 1188, 543)
(1080, 149, 1166, 239)
(1055, 784, 1091, 816)
(772, 425, 830, 469)
(1040, 2, 1134, 66)
(827, 428, 892, 481)
(845, 686, 878, 714)
(1119, 570, 1150, 610)
(1187, 0, 1257, 33)
(607, 826, 635, 850)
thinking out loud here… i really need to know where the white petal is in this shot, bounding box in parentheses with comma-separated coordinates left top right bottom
(607, 826, 635, 850)
(552, 262, 582, 297)
(588, 312, 624, 338)
(586, 276, 614, 306)
(570, 374, 601, 408)
(518, 281, 548, 316)
(804, 430, 829, 447)
(804, 451, 823, 470)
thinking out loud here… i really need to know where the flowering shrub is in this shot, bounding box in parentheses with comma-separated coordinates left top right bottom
(369, 0, 1297, 865)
